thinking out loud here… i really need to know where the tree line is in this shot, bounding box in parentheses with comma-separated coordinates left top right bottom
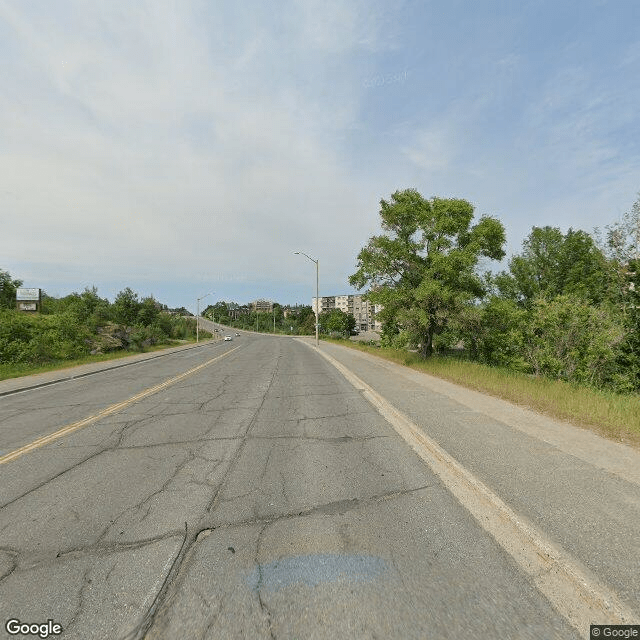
(3, 188, 638, 390)
(203, 302, 357, 337)
(350, 189, 640, 393)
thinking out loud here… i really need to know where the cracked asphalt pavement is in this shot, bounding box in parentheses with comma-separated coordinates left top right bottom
(1, 334, 634, 638)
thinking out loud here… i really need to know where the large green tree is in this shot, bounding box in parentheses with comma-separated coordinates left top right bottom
(349, 189, 506, 357)
(496, 226, 610, 306)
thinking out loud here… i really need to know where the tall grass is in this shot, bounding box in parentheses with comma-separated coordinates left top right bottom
(329, 339, 640, 447)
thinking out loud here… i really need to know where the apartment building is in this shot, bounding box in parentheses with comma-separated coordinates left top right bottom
(311, 294, 383, 332)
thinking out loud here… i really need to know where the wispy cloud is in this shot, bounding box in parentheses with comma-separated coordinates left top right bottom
(0, 0, 398, 295)
(1, 0, 639, 305)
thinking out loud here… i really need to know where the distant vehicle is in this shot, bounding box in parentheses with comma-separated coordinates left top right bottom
(235, 332, 240, 336)
(224, 335, 232, 341)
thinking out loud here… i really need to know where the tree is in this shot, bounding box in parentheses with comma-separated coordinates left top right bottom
(349, 189, 506, 357)
(319, 309, 356, 337)
(0, 269, 23, 309)
(273, 303, 284, 327)
(59, 286, 108, 323)
(559, 230, 611, 303)
(137, 296, 160, 326)
(602, 193, 640, 315)
(473, 297, 529, 370)
(300, 311, 316, 335)
(112, 288, 140, 325)
(497, 226, 564, 305)
(204, 301, 232, 323)
(296, 305, 315, 322)
(606, 192, 640, 265)
(496, 226, 609, 306)
(601, 213, 640, 389)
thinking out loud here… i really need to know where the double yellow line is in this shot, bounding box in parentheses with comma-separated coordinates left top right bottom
(0, 346, 240, 466)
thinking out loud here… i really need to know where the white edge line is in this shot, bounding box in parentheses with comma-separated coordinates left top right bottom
(303, 341, 639, 639)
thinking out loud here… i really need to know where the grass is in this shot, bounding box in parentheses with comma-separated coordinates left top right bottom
(0, 337, 214, 382)
(324, 338, 640, 448)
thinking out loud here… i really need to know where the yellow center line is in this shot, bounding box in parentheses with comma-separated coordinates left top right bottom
(0, 345, 241, 466)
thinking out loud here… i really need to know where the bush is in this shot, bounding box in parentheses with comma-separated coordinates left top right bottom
(154, 312, 174, 337)
(381, 329, 410, 349)
(129, 324, 165, 351)
(522, 296, 629, 390)
(476, 298, 530, 372)
(0, 310, 92, 364)
(167, 316, 195, 339)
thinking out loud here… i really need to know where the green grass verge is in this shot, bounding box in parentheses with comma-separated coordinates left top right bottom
(0, 337, 213, 382)
(324, 338, 640, 447)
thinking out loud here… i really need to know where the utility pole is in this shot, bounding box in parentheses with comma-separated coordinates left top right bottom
(294, 251, 319, 347)
(196, 293, 211, 343)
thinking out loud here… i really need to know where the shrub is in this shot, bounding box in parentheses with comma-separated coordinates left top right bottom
(477, 298, 530, 372)
(522, 296, 629, 390)
(129, 324, 165, 351)
(0, 310, 91, 364)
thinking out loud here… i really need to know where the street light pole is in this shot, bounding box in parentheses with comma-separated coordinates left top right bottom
(294, 251, 319, 347)
(196, 293, 212, 343)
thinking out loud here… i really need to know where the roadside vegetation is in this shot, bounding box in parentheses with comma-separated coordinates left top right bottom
(324, 338, 640, 447)
(0, 280, 210, 380)
(3, 187, 639, 437)
(338, 188, 640, 445)
(350, 189, 640, 395)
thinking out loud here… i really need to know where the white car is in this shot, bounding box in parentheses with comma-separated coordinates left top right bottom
(224, 335, 232, 341)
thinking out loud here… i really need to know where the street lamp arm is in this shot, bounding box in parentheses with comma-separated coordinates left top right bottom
(293, 251, 319, 347)
(293, 251, 317, 265)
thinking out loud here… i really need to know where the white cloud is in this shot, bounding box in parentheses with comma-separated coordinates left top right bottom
(0, 0, 401, 299)
(2, 0, 639, 306)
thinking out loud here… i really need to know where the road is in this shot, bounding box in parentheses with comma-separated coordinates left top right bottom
(0, 333, 638, 639)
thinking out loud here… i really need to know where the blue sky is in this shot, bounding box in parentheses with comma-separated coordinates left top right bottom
(1, 0, 639, 312)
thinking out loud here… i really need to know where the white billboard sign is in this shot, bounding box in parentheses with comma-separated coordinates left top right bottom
(16, 288, 41, 301)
